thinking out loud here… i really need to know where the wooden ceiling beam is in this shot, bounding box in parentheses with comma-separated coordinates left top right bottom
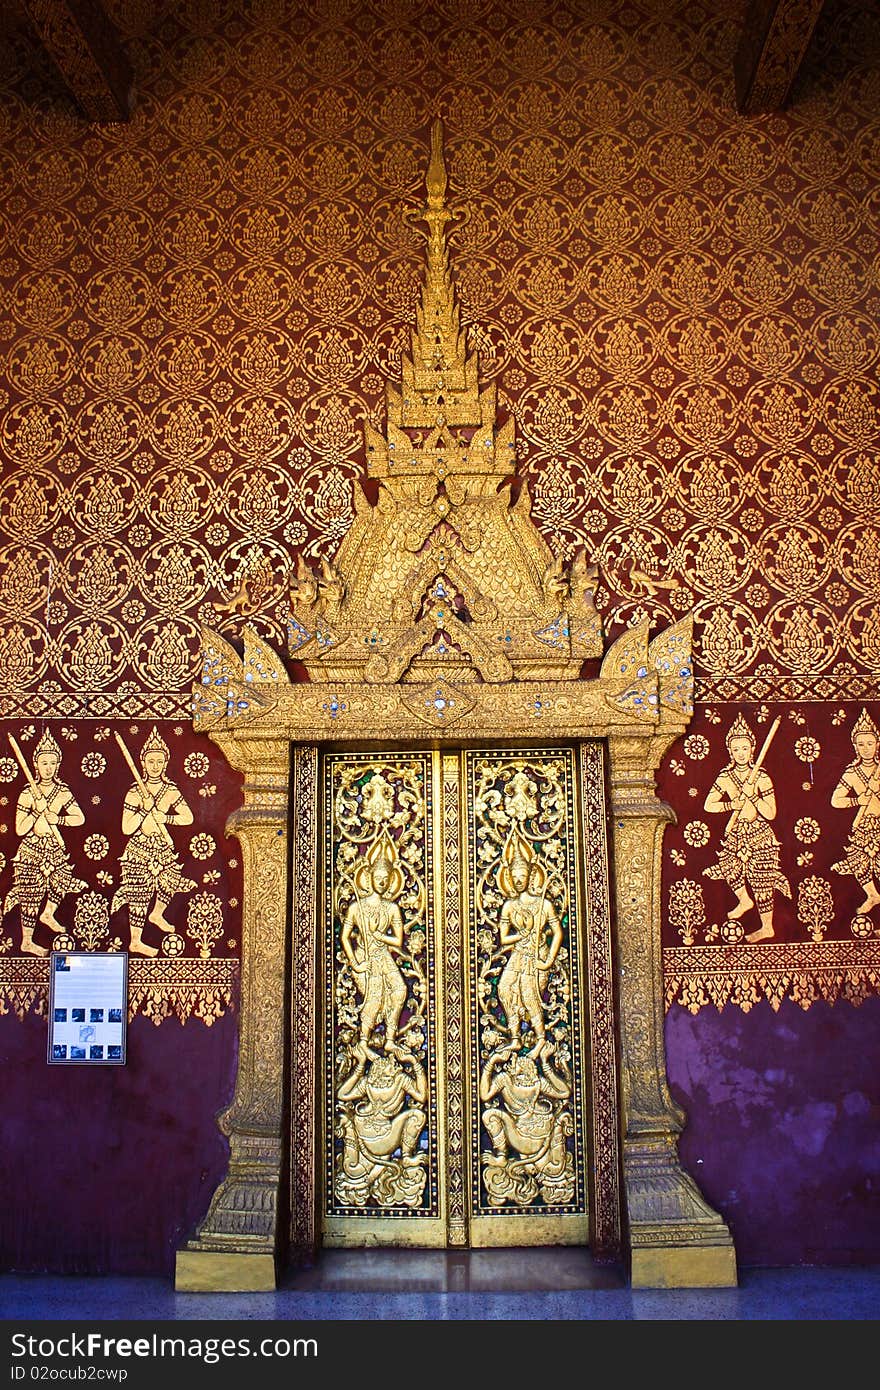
(734, 0, 827, 113)
(19, 0, 132, 122)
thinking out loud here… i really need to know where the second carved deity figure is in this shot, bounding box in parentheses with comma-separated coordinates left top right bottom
(478, 825, 576, 1206)
(480, 1048, 574, 1207)
(111, 728, 195, 956)
(335, 1051, 428, 1208)
(497, 855, 563, 1061)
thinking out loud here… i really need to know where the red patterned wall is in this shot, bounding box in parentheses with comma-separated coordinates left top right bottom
(1, 0, 879, 1271)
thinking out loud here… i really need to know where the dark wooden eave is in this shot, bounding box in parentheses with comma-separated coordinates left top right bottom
(19, 0, 132, 121)
(734, 0, 828, 113)
(10, 1, 836, 126)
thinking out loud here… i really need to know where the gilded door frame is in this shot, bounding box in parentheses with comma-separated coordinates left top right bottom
(174, 619, 738, 1292)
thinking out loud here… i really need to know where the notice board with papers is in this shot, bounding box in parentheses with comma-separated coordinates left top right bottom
(48, 952, 128, 1065)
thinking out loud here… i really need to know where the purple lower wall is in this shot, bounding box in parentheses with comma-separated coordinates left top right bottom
(3, 997, 878, 1273)
(0, 1010, 236, 1276)
(667, 997, 880, 1267)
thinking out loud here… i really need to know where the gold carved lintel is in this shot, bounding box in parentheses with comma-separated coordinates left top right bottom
(193, 619, 693, 750)
(263, 125, 606, 689)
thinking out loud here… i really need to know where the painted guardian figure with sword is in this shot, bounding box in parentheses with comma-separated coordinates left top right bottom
(703, 713, 791, 943)
(831, 707, 880, 918)
(4, 730, 86, 956)
(111, 727, 195, 956)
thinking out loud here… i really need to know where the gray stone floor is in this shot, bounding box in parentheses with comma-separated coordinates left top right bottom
(1, 1249, 879, 1320)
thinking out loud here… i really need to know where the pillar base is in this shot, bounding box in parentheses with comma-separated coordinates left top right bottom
(630, 1241, 737, 1289)
(175, 1250, 277, 1292)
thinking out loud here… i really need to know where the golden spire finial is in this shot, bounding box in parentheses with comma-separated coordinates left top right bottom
(426, 118, 447, 210)
(394, 120, 481, 429)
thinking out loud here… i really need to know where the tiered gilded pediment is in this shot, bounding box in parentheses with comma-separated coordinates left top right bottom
(275, 122, 604, 687)
(194, 120, 695, 708)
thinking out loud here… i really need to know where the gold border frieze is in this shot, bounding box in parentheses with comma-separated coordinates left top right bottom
(0, 957, 238, 1026)
(665, 940, 880, 1014)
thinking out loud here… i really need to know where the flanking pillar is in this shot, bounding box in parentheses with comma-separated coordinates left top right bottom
(608, 732, 737, 1288)
(175, 736, 290, 1292)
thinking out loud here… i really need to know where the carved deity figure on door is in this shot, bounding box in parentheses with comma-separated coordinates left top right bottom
(473, 760, 577, 1208)
(340, 845, 408, 1061)
(497, 854, 563, 1062)
(331, 763, 430, 1211)
(335, 1050, 428, 1208)
(479, 1047, 574, 1207)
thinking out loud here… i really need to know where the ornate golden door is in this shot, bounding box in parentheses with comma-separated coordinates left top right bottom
(320, 743, 602, 1250)
(177, 125, 738, 1291)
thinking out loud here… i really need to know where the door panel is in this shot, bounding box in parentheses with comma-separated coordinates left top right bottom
(320, 746, 593, 1249)
(321, 750, 446, 1246)
(464, 747, 589, 1247)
